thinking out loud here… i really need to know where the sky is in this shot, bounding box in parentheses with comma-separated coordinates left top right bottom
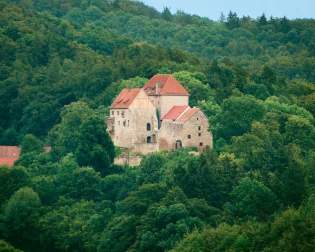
(141, 0, 315, 20)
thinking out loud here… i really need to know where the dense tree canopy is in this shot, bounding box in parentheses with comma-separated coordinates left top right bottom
(0, 0, 315, 251)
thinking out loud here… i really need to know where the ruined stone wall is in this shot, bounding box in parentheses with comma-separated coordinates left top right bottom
(129, 90, 159, 149)
(159, 110, 213, 151)
(109, 89, 159, 153)
(133, 143, 159, 154)
(147, 95, 188, 118)
(159, 121, 184, 150)
(108, 88, 213, 154)
(109, 108, 134, 148)
(180, 111, 213, 149)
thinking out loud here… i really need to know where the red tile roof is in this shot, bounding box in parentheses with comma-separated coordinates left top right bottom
(111, 88, 141, 109)
(162, 106, 200, 123)
(162, 105, 189, 121)
(178, 108, 200, 123)
(0, 146, 20, 167)
(144, 74, 189, 96)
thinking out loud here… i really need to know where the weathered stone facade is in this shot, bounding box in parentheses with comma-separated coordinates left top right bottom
(107, 74, 213, 154)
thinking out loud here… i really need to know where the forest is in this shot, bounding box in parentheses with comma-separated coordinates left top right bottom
(0, 0, 315, 251)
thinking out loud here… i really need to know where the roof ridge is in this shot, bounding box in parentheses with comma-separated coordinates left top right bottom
(111, 88, 141, 109)
(143, 74, 189, 96)
(177, 106, 191, 121)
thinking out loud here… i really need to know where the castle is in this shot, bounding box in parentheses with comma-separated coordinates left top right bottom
(107, 74, 213, 154)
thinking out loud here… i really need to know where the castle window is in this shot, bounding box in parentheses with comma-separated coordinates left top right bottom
(175, 140, 183, 149)
(198, 126, 201, 131)
(123, 121, 126, 127)
(147, 123, 151, 131)
(198, 133, 202, 137)
(197, 117, 199, 121)
(147, 136, 152, 144)
(111, 111, 114, 116)
(117, 111, 120, 116)
(199, 142, 203, 147)
(122, 111, 125, 118)
(188, 135, 191, 139)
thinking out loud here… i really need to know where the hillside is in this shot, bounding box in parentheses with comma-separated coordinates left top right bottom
(0, 0, 315, 251)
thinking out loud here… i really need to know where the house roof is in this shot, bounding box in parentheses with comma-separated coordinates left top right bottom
(178, 107, 200, 123)
(0, 146, 20, 167)
(162, 106, 200, 123)
(162, 105, 189, 121)
(143, 74, 189, 96)
(111, 88, 141, 109)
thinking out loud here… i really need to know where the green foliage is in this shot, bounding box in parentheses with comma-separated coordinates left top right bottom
(173, 71, 214, 106)
(215, 95, 265, 140)
(1, 0, 315, 251)
(40, 200, 112, 252)
(49, 101, 114, 174)
(98, 215, 137, 252)
(0, 240, 21, 252)
(0, 167, 29, 205)
(138, 152, 167, 184)
(226, 177, 279, 220)
(75, 116, 115, 175)
(49, 101, 95, 158)
(20, 134, 43, 155)
(172, 222, 266, 252)
(2, 187, 41, 250)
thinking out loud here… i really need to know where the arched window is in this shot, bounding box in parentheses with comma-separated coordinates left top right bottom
(175, 140, 182, 149)
(147, 136, 152, 144)
(147, 123, 151, 131)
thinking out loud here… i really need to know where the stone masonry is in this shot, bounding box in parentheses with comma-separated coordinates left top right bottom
(107, 74, 213, 154)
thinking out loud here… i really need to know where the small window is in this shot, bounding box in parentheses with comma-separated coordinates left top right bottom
(147, 136, 152, 144)
(197, 117, 199, 121)
(147, 123, 151, 131)
(122, 111, 125, 118)
(127, 120, 130, 127)
(199, 142, 203, 147)
(111, 111, 114, 116)
(188, 135, 191, 139)
(117, 111, 120, 116)
(123, 121, 126, 127)
(198, 126, 201, 131)
(198, 133, 201, 137)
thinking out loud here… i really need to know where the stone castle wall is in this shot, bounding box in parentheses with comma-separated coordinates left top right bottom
(148, 95, 189, 118)
(159, 110, 212, 151)
(108, 86, 212, 155)
(180, 111, 213, 149)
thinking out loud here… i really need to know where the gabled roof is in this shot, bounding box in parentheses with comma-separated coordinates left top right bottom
(162, 105, 189, 121)
(111, 88, 141, 109)
(0, 146, 20, 167)
(143, 74, 189, 96)
(162, 106, 201, 123)
(178, 107, 200, 123)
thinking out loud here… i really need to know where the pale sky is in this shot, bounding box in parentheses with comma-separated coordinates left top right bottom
(141, 0, 315, 20)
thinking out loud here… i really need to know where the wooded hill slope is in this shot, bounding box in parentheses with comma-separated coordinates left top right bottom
(0, 1, 315, 251)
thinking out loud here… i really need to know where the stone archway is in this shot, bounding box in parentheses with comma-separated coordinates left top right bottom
(175, 140, 182, 149)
